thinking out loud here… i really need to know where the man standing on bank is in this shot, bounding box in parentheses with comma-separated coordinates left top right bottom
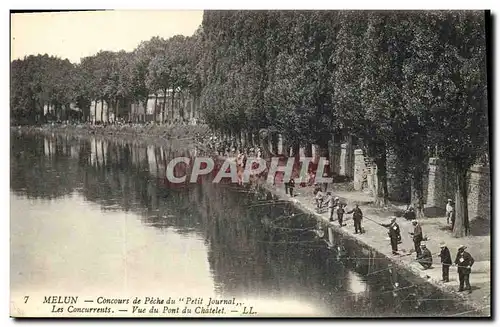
(288, 177, 295, 197)
(381, 217, 401, 255)
(438, 242, 452, 283)
(328, 194, 336, 222)
(409, 220, 423, 258)
(455, 245, 475, 293)
(347, 204, 363, 234)
(337, 204, 345, 228)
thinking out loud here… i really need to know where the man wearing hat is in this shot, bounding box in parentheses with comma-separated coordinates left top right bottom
(288, 177, 295, 197)
(347, 204, 363, 234)
(438, 242, 452, 282)
(336, 203, 346, 228)
(446, 199, 455, 227)
(403, 204, 416, 221)
(315, 188, 325, 211)
(454, 245, 475, 292)
(409, 220, 423, 257)
(381, 217, 401, 255)
(416, 243, 433, 269)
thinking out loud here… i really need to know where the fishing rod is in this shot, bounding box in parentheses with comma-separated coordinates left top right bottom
(341, 283, 419, 299)
(361, 215, 394, 229)
(247, 200, 291, 207)
(267, 225, 317, 232)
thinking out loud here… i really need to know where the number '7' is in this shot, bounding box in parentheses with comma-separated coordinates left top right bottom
(24, 296, 29, 303)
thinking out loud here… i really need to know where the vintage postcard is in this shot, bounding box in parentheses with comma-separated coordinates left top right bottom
(9, 9, 491, 318)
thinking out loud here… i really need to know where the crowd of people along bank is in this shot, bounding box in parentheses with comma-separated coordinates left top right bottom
(198, 135, 476, 294)
(305, 184, 475, 294)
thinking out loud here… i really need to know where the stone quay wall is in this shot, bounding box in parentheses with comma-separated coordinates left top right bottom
(353, 151, 490, 220)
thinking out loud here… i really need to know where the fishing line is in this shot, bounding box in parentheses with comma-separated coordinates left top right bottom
(365, 266, 395, 277)
(446, 305, 490, 317)
(393, 292, 414, 311)
(342, 283, 418, 299)
(247, 200, 290, 207)
(401, 298, 456, 302)
(256, 240, 323, 244)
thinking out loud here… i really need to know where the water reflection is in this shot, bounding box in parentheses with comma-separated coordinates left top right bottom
(10, 132, 460, 317)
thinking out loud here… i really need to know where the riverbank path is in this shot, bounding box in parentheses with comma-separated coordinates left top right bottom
(270, 183, 491, 317)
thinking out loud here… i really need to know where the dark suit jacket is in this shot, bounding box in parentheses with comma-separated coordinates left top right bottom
(455, 250, 474, 274)
(382, 222, 401, 240)
(439, 247, 452, 265)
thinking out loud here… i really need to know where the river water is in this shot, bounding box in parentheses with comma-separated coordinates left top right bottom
(10, 131, 461, 317)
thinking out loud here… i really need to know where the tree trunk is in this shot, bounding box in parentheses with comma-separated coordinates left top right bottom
(374, 148, 388, 206)
(153, 94, 158, 123)
(317, 137, 330, 192)
(171, 87, 176, 123)
(81, 103, 86, 122)
(410, 157, 427, 218)
(100, 99, 104, 123)
(237, 130, 242, 150)
(254, 131, 260, 148)
(259, 130, 271, 158)
(280, 135, 289, 157)
(271, 132, 279, 155)
(411, 172, 425, 219)
(162, 88, 167, 124)
(304, 143, 313, 157)
(241, 130, 247, 149)
(107, 100, 111, 123)
(191, 95, 196, 121)
(94, 100, 98, 124)
(115, 98, 120, 122)
(108, 100, 113, 123)
(318, 143, 330, 175)
(179, 92, 185, 122)
(453, 166, 470, 237)
(196, 96, 201, 119)
(30, 99, 36, 124)
(247, 131, 253, 147)
(291, 140, 300, 159)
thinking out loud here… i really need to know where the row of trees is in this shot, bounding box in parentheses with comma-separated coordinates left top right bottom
(198, 10, 488, 237)
(10, 10, 488, 236)
(11, 55, 77, 124)
(11, 33, 202, 125)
